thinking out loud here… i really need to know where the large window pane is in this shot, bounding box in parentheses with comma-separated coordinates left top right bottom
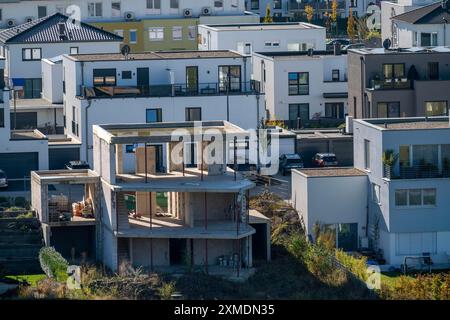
(425, 101, 447, 116)
(423, 189, 436, 206)
(412, 144, 438, 168)
(146, 109, 162, 123)
(409, 189, 422, 206)
(395, 189, 408, 206)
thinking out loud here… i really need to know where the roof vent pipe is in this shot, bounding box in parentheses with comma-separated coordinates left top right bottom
(334, 42, 341, 55)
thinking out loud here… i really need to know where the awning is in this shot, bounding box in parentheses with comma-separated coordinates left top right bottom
(323, 92, 348, 99)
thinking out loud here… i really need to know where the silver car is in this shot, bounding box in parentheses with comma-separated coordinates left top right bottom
(0, 170, 8, 189)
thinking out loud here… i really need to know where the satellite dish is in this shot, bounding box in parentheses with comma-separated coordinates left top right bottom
(383, 38, 392, 50)
(121, 45, 131, 58)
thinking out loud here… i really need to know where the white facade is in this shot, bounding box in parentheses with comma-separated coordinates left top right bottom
(62, 51, 264, 164)
(0, 0, 250, 27)
(198, 22, 326, 54)
(381, 0, 438, 45)
(252, 51, 348, 127)
(291, 168, 368, 250)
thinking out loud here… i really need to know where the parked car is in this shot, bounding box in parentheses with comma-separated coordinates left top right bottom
(342, 43, 365, 50)
(326, 38, 350, 50)
(312, 153, 338, 167)
(65, 161, 90, 170)
(279, 154, 304, 175)
(0, 170, 8, 189)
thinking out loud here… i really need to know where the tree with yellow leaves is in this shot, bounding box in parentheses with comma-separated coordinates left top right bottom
(263, 4, 273, 23)
(347, 8, 356, 42)
(305, 5, 314, 24)
(331, 0, 338, 23)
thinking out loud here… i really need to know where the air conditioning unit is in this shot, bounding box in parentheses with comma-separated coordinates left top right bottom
(124, 11, 135, 21)
(183, 8, 193, 18)
(201, 6, 212, 16)
(25, 16, 35, 23)
(6, 19, 16, 27)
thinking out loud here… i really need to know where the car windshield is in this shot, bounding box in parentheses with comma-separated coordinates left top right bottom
(323, 156, 337, 162)
(287, 159, 302, 164)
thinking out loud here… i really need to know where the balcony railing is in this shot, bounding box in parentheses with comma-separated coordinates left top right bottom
(283, 117, 345, 130)
(79, 81, 261, 99)
(384, 164, 450, 180)
(370, 78, 412, 90)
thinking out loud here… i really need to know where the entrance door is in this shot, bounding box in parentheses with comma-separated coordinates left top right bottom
(169, 239, 187, 265)
(186, 66, 198, 94)
(337, 223, 358, 252)
(154, 144, 163, 173)
(137, 67, 149, 94)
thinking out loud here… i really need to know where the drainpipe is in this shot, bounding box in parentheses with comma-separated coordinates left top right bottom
(360, 56, 365, 118)
(444, 18, 448, 46)
(85, 99, 92, 163)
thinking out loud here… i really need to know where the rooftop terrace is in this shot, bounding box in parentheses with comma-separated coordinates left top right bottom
(296, 167, 367, 178)
(359, 117, 450, 130)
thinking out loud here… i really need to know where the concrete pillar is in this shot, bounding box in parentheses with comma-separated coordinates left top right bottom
(115, 144, 123, 175)
(136, 192, 157, 218)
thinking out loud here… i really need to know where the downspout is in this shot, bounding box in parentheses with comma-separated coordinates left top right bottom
(444, 18, 448, 46)
(360, 56, 365, 118)
(81, 61, 92, 164)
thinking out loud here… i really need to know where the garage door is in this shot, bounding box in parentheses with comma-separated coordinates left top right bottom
(10, 112, 38, 130)
(49, 148, 80, 170)
(0, 152, 38, 179)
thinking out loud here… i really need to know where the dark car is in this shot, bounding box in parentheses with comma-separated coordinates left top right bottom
(0, 170, 8, 189)
(342, 43, 365, 50)
(65, 161, 90, 170)
(279, 154, 304, 175)
(326, 38, 351, 50)
(312, 153, 338, 167)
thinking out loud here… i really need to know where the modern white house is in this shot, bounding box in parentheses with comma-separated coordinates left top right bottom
(61, 50, 264, 165)
(31, 121, 271, 275)
(381, 0, 439, 46)
(252, 49, 348, 128)
(386, 1, 450, 48)
(0, 57, 49, 191)
(197, 22, 326, 55)
(293, 116, 450, 267)
(0, 13, 122, 99)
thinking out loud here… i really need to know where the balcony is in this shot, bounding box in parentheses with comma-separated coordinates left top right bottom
(369, 78, 412, 90)
(384, 164, 450, 180)
(79, 81, 261, 100)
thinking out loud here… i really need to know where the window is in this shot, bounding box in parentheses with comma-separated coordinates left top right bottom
(383, 63, 404, 79)
(126, 145, 136, 153)
(0, 9, 2, 21)
(377, 102, 400, 118)
(231, 0, 239, 10)
(188, 26, 196, 40)
(146, 109, 162, 123)
(130, 30, 137, 44)
(0, 108, 4, 128)
(149, 28, 164, 41)
(170, 0, 179, 9)
(288, 72, 309, 95)
(289, 104, 310, 122)
(219, 65, 241, 92)
(420, 32, 438, 46)
(428, 62, 439, 80)
(350, 0, 358, 7)
(395, 189, 437, 207)
(332, 69, 340, 82)
(425, 101, 447, 116)
(364, 139, 370, 170)
(112, 2, 121, 17)
(274, 0, 282, 9)
(412, 31, 418, 46)
(186, 108, 201, 121)
(22, 48, 41, 61)
(88, 2, 103, 17)
(250, 0, 259, 10)
(70, 47, 79, 55)
(146, 0, 161, 13)
(372, 183, 381, 204)
(172, 26, 182, 40)
(71, 106, 78, 136)
(122, 71, 132, 79)
(214, 0, 224, 10)
(93, 69, 116, 86)
(325, 103, 344, 119)
(399, 145, 410, 167)
(38, 6, 47, 18)
(23, 79, 42, 99)
(396, 232, 437, 256)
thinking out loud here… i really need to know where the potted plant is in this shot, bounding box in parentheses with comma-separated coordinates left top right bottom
(382, 150, 398, 179)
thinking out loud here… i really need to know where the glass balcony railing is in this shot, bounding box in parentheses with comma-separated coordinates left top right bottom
(370, 78, 412, 90)
(384, 164, 450, 179)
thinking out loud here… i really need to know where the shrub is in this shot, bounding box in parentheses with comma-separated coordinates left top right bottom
(381, 273, 450, 300)
(39, 247, 69, 282)
(335, 250, 368, 282)
(158, 281, 176, 300)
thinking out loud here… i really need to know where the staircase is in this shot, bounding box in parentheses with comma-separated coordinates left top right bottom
(0, 218, 44, 275)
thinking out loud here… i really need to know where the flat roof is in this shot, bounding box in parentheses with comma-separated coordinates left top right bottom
(357, 117, 450, 130)
(296, 129, 351, 140)
(93, 121, 248, 144)
(295, 167, 367, 178)
(350, 46, 450, 55)
(201, 22, 322, 31)
(67, 50, 243, 62)
(10, 130, 47, 141)
(255, 50, 347, 59)
(31, 169, 99, 184)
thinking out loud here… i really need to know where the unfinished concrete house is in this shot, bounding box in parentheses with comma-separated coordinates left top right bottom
(31, 169, 100, 262)
(31, 121, 270, 277)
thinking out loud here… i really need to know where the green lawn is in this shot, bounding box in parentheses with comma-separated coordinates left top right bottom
(5, 274, 46, 287)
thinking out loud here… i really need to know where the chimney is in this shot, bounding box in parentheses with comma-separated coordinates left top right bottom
(334, 42, 341, 55)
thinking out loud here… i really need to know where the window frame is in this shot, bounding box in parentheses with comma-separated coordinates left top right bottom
(149, 27, 164, 41)
(288, 72, 309, 96)
(185, 107, 202, 121)
(22, 48, 42, 61)
(146, 108, 162, 123)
